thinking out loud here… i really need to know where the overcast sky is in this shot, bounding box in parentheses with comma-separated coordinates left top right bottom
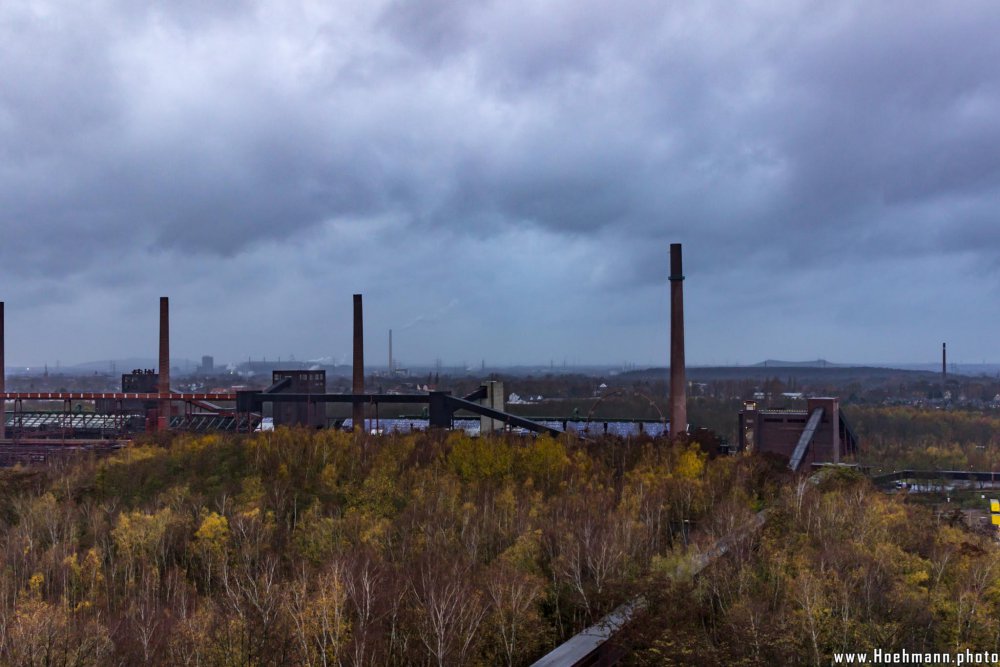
(2, 1, 1000, 368)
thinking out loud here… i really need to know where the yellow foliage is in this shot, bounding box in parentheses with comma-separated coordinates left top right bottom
(495, 483, 518, 533)
(119, 445, 159, 464)
(112, 508, 177, 563)
(292, 505, 341, 563)
(319, 463, 339, 493)
(176, 434, 220, 455)
(287, 565, 351, 665)
(194, 511, 230, 553)
(239, 507, 262, 522)
(903, 568, 930, 588)
(356, 471, 403, 518)
(674, 444, 706, 480)
(448, 432, 514, 482)
(517, 435, 569, 490)
(619, 462, 667, 509)
(238, 475, 265, 509)
(498, 529, 543, 575)
(360, 516, 392, 551)
(63, 548, 104, 611)
(28, 572, 44, 598)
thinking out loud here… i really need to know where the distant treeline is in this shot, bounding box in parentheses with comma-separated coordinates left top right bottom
(847, 406, 1000, 473)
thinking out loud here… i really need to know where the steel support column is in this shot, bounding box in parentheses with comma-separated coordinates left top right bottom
(428, 391, 453, 428)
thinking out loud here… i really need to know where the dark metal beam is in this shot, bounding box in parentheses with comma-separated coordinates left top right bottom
(445, 395, 563, 436)
(262, 377, 293, 394)
(1, 392, 238, 401)
(254, 391, 565, 436)
(462, 386, 488, 402)
(259, 392, 434, 404)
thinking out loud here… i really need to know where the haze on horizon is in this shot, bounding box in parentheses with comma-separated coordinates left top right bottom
(2, 2, 1000, 369)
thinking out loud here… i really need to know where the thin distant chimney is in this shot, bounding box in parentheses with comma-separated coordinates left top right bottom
(669, 244, 687, 436)
(158, 297, 170, 432)
(353, 295, 364, 431)
(942, 342, 947, 389)
(0, 301, 5, 442)
(388, 329, 393, 376)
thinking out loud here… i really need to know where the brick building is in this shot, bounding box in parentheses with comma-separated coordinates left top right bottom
(738, 397, 859, 471)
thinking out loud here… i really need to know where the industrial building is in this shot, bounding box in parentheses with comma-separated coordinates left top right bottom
(2, 243, 856, 469)
(268, 370, 326, 429)
(0, 293, 562, 445)
(738, 397, 859, 471)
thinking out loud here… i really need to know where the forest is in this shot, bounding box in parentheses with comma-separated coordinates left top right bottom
(0, 418, 996, 665)
(849, 406, 1000, 473)
(630, 466, 1000, 664)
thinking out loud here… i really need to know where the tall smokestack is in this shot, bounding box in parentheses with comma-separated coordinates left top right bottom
(389, 329, 393, 376)
(942, 342, 947, 389)
(0, 302, 5, 442)
(159, 297, 170, 432)
(353, 294, 364, 431)
(669, 244, 687, 436)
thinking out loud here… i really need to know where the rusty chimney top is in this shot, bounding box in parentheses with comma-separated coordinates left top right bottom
(669, 244, 687, 436)
(353, 294, 365, 432)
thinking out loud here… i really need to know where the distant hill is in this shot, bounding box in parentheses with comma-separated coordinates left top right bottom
(616, 364, 954, 389)
(752, 359, 843, 368)
(891, 363, 1000, 376)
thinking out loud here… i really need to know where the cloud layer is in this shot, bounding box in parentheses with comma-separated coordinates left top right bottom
(2, 1, 1000, 366)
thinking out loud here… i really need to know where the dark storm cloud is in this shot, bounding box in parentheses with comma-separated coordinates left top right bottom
(753, 5, 1000, 262)
(2, 0, 1000, 365)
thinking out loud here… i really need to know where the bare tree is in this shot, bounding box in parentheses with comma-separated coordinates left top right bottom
(409, 554, 487, 666)
(485, 563, 544, 666)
